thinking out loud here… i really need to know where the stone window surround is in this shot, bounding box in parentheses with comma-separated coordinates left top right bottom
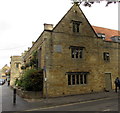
(66, 72, 89, 86)
(69, 46, 85, 59)
(72, 20, 82, 33)
(103, 52, 110, 62)
(14, 62, 21, 68)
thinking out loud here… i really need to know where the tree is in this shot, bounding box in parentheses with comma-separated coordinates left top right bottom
(15, 69, 43, 91)
(71, 0, 120, 7)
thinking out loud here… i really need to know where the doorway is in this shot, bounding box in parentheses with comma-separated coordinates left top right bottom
(104, 73, 112, 91)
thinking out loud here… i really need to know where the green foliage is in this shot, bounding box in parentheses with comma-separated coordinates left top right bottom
(24, 51, 38, 69)
(15, 69, 43, 91)
(25, 63, 30, 68)
(30, 51, 38, 69)
(15, 78, 23, 88)
(21, 66, 26, 70)
(30, 58, 38, 69)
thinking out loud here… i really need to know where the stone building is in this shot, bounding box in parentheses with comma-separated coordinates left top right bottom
(0, 64, 10, 77)
(11, 4, 120, 97)
(10, 56, 23, 86)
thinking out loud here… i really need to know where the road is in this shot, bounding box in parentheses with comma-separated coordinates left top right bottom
(1, 82, 119, 112)
(1, 82, 34, 111)
(27, 97, 118, 111)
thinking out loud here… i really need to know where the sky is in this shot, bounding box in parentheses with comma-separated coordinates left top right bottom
(0, 0, 119, 69)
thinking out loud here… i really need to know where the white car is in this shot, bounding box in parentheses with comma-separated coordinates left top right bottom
(0, 79, 5, 85)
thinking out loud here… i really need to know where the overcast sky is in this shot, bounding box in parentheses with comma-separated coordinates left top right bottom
(0, 0, 119, 69)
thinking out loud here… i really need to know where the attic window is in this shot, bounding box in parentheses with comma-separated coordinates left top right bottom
(97, 33, 105, 39)
(110, 36, 120, 42)
(72, 20, 81, 33)
(113, 36, 120, 40)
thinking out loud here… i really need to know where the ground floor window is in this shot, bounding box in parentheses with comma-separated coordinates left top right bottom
(67, 72, 89, 85)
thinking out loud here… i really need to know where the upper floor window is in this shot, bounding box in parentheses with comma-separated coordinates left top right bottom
(70, 46, 84, 59)
(72, 20, 81, 33)
(15, 63, 19, 68)
(103, 52, 110, 61)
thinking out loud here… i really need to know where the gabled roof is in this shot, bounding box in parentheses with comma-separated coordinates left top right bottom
(52, 4, 97, 38)
(92, 26, 120, 41)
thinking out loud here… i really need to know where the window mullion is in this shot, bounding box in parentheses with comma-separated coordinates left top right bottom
(83, 74, 85, 84)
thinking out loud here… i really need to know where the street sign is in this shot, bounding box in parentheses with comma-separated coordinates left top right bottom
(44, 77, 47, 82)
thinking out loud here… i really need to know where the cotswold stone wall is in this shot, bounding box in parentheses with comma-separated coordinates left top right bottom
(16, 88, 43, 99)
(42, 5, 120, 97)
(22, 4, 120, 97)
(45, 36, 119, 97)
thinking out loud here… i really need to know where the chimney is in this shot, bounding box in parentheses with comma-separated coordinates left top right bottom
(32, 41, 35, 45)
(44, 23, 53, 31)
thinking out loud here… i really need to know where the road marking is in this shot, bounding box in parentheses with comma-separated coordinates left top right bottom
(26, 97, 117, 111)
(103, 109, 111, 111)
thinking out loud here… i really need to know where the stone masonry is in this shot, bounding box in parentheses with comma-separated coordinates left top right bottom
(10, 4, 120, 97)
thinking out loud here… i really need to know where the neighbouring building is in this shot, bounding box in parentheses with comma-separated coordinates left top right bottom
(0, 64, 10, 76)
(10, 3, 120, 97)
(10, 56, 23, 86)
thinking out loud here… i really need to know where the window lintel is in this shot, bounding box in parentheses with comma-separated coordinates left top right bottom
(69, 46, 85, 49)
(71, 20, 82, 24)
(66, 72, 89, 75)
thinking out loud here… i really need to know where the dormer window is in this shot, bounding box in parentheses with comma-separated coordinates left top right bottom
(118, 37, 120, 40)
(72, 20, 81, 33)
(97, 33, 105, 40)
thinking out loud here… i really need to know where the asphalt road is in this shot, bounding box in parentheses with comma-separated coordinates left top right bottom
(1, 82, 33, 111)
(27, 97, 118, 111)
(1, 82, 119, 112)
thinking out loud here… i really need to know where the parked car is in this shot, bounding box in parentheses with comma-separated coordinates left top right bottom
(2, 75, 7, 81)
(0, 79, 5, 85)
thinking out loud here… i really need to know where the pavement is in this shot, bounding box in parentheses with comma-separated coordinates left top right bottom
(25, 90, 119, 108)
(2, 82, 119, 112)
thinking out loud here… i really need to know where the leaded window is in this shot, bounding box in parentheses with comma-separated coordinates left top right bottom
(70, 46, 84, 59)
(103, 52, 110, 61)
(67, 72, 89, 86)
(72, 20, 81, 33)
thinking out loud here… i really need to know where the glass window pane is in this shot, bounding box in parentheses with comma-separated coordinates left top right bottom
(77, 24, 79, 32)
(76, 49, 79, 58)
(80, 74, 83, 84)
(68, 75, 71, 85)
(73, 23, 76, 32)
(72, 49, 75, 58)
(72, 75, 75, 85)
(84, 74, 87, 84)
(16, 63, 19, 68)
(76, 75, 79, 84)
(79, 49, 83, 58)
